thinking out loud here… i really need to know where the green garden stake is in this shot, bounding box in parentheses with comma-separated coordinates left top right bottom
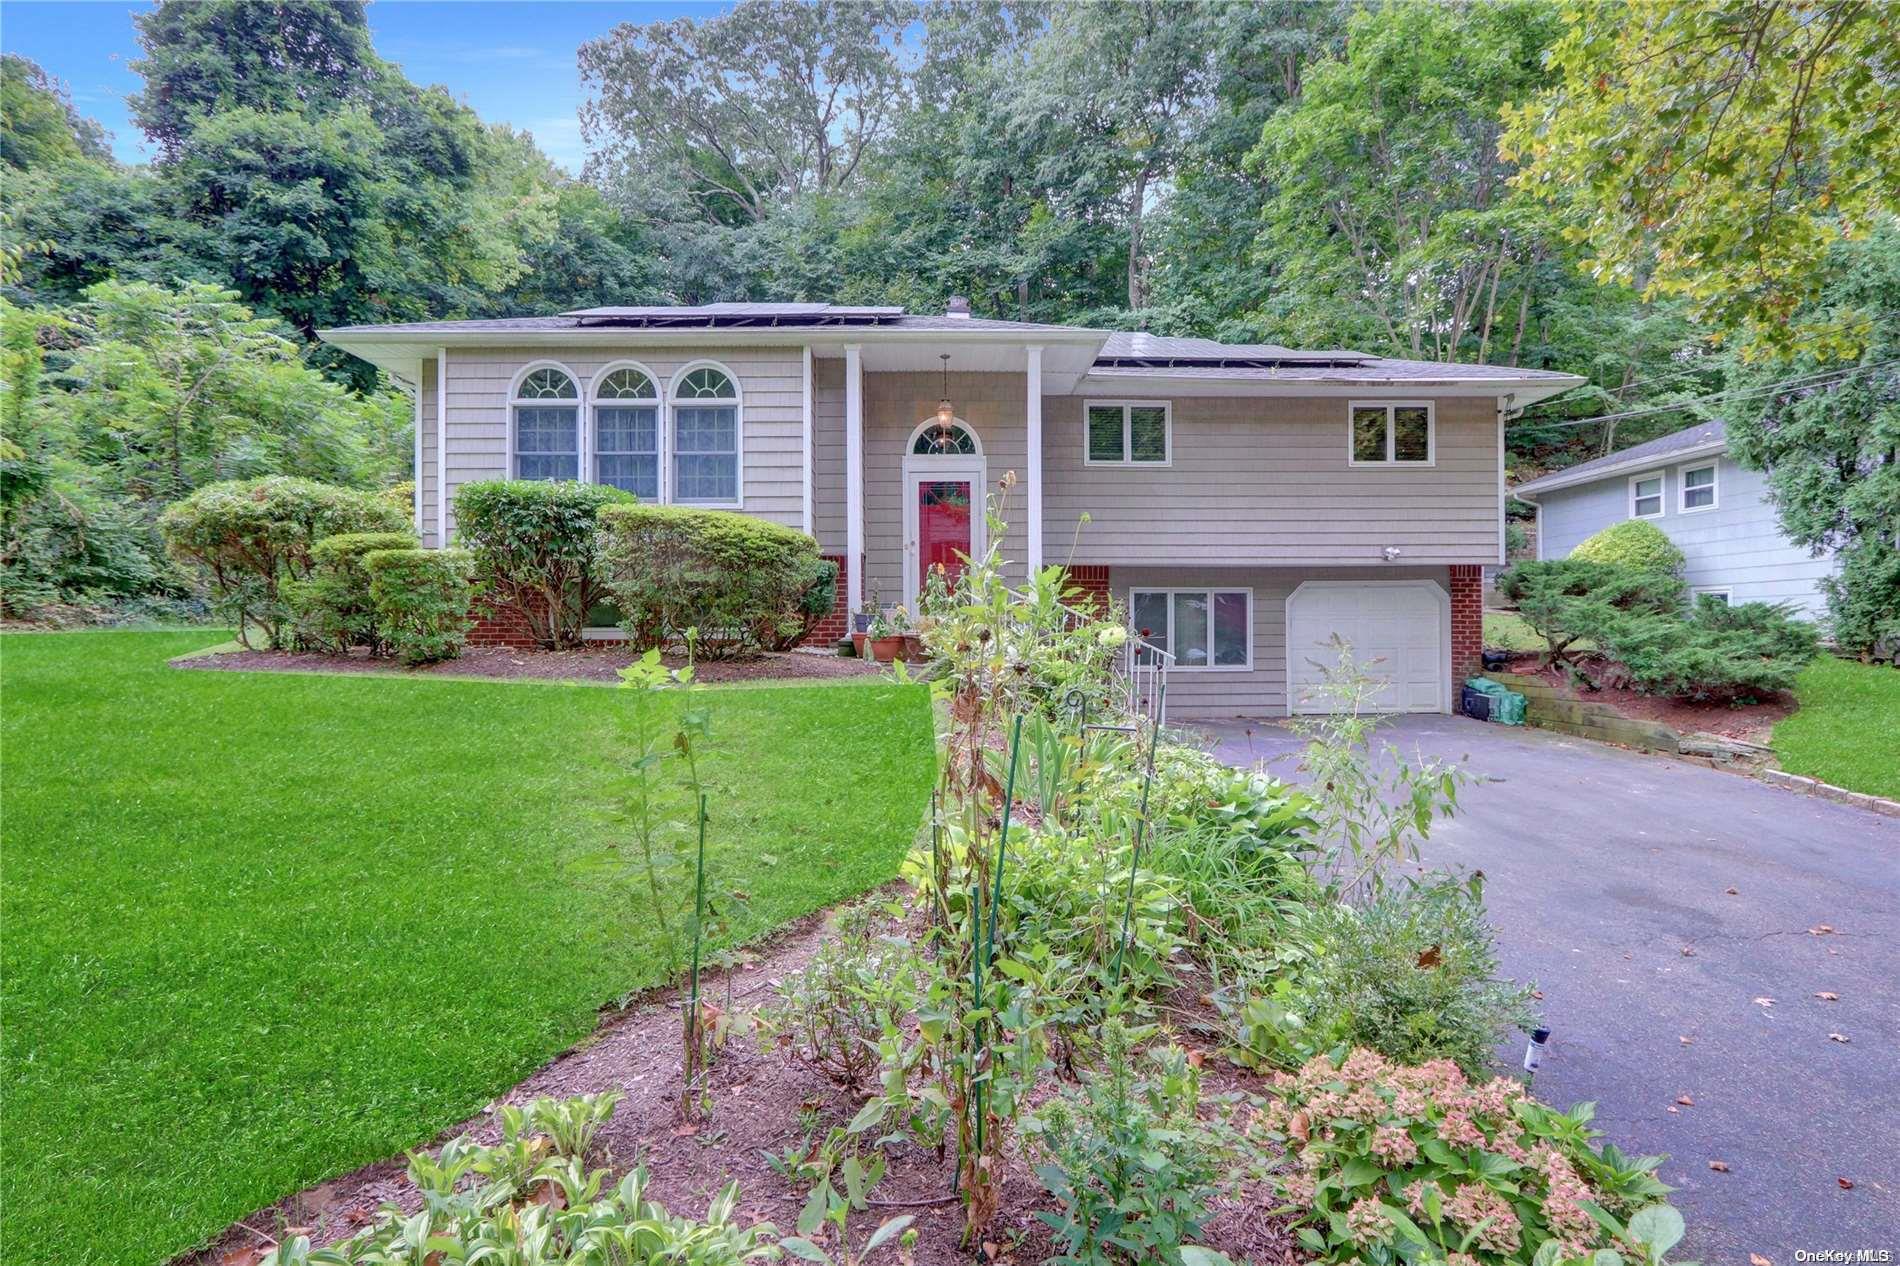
(983, 714, 1024, 979)
(1112, 681, 1166, 987)
(970, 876, 985, 1162)
(686, 792, 708, 1101)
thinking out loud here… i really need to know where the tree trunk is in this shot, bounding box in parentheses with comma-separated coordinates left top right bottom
(1127, 167, 1149, 312)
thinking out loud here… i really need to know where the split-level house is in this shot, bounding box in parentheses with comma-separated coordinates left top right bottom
(318, 302, 1582, 720)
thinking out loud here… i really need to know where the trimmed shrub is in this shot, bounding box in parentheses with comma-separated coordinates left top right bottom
(452, 480, 634, 649)
(158, 477, 408, 647)
(363, 548, 474, 665)
(1495, 559, 1684, 667)
(597, 503, 829, 658)
(1600, 597, 1820, 704)
(284, 531, 418, 653)
(1571, 518, 1686, 574)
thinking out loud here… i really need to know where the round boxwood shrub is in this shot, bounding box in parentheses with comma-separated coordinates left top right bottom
(363, 547, 475, 665)
(452, 480, 634, 649)
(284, 531, 419, 653)
(159, 477, 408, 647)
(1571, 519, 1686, 575)
(596, 503, 830, 658)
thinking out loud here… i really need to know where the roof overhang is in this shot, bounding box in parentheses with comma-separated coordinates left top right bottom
(1511, 438, 1729, 499)
(1077, 370, 1585, 407)
(317, 325, 1111, 392)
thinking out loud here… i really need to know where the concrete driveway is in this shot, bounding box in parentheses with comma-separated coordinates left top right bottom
(1197, 714, 1899, 1262)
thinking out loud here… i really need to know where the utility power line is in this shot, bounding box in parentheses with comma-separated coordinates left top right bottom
(1509, 358, 1899, 431)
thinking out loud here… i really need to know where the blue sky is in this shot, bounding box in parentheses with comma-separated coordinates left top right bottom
(1, 1, 731, 171)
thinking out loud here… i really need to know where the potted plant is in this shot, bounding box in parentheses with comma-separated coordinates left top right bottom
(850, 589, 879, 658)
(867, 607, 906, 663)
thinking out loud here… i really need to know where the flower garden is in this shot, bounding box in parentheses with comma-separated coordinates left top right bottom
(238, 489, 1690, 1266)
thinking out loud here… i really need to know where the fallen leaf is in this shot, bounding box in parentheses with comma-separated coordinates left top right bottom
(670, 1123, 698, 1137)
(1677, 1094, 1695, 1106)
(1679, 1035, 1694, 1045)
(1416, 944, 1443, 969)
(1815, 991, 1839, 1001)
(1751, 1255, 1773, 1266)
(1829, 1032, 1850, 1043)
(1531, 989, 1545, 1000)
(1838, 1177, 1855, 1190)
(1667, 1106, 1679, 1113)
(1725, 887, 1739, 895)
(1753, 997, 1776, 1007)
(1709, 1160, 1730, 1172)
(1809, 924, 1835, 935)
(1186, 1049, 1205, 1069)
(1288, 1110, 1311, 1142)
(1680, 946, 1697, 956)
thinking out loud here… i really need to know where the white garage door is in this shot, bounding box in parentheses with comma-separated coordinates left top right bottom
(1286, 582, 1447, 714)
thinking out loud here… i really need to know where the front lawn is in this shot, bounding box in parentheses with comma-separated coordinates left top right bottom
(0, 631, 933, 1265)
(1773, 654, 1900, 800)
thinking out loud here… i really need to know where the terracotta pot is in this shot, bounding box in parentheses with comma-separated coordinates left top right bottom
(850, 631, 869, 658)
(870, 635, 906, 662)
(902, 633, 924, 660)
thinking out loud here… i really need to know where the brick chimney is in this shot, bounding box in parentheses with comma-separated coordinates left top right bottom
(945, 295, 971, 319)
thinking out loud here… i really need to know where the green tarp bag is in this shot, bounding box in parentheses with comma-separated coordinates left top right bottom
(1463, 676, 1527, 726)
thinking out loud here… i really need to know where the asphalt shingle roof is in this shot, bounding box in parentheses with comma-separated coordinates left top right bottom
(1513, 420, 1727, 496)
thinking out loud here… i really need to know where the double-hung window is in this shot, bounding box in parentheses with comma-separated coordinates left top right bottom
(1129, 588, 1250, 670)
(1630, 473, 1665, 519)
(512, 365, 580, 480)
(1349, 401, 1433, 465)
(672, 365, 740, 505)
(1680, 463, 1717, 512)
(1085, 400, 1170, 465)
(593, 366, 660, 499)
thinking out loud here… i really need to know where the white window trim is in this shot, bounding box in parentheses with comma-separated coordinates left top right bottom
(1347, 400, 1436, 467)
(1127, 586, 1254, 673)
(1677, 461, 1719, 514)
(666, 359, 744, 509)
(507, 359, 583, 483)
(1628, 470, 1666, 520)
(589, 359, 664, 499)
(1082, 399, 1173, 467)
(905, 417, 985, 456)
(1691, 586, 1733, 604)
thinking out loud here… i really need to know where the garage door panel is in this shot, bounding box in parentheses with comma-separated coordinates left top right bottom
(1287, 582, 1445, 714)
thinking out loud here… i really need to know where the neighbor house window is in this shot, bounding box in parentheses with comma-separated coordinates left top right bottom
(593, 365, 660, 499)
(1349, 402, 1433, 465)
(1630, 472, 1665, 519)
(1692, 587, 1732, 606)
(512, 365, 580, 481)
(1680, 463, 1718, 512)
(671, 365, 740, 505)
(1085, 401, 1170, 465)
(1129, 588, 1250, 670)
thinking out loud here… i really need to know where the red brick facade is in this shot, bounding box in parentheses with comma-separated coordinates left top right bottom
(468, 584, 540, 649)
(1060, 564, 1111, 614)
(1449, 563, 1483, 683)
(799, 554, 853, 647)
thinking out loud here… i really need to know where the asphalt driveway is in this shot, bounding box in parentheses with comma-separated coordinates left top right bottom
(1198, 714, 1899, 1262)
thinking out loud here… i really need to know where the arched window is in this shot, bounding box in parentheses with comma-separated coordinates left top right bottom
(593, 364, 660, 499)
(671, 364, 741, 505)
(911, 421, 980, 456)
(511, 364, 580, 481)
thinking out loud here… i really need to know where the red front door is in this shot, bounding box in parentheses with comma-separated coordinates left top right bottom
(918, 478, 974, 589)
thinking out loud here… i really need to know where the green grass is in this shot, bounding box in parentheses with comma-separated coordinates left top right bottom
(0, 631, 934, 1264)
(1481, 609, 1545, 652)
(1773, 655, 1900, 800)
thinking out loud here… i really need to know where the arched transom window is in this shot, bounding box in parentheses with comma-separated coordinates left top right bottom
(912, 421, 979, 456)
(671, 365, 740, 505)
(593, 365, 659, 499)
(512, 365, 580, 481)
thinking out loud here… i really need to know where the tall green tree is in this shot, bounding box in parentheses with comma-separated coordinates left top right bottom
(1725, 225, 1900, 654)
(1503, 0, 1900, 359)
(0, 54, 111, 170)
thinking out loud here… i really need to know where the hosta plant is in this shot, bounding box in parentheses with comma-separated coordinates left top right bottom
(1255, 1048, 1683, 1265)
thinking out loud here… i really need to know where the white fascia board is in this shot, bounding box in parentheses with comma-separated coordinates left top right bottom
(1076, 373, 1585, 407)
(1512, 440, 1728, 499)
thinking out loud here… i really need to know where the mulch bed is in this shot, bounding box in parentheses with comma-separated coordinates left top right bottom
(184, 899, 1301, 1266)
(1491, 653, 1794, 743)
(174, 643, 887, 686)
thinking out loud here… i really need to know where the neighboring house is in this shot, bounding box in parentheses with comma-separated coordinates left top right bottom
(1512, 419, 1836, 618)
(318, 302, 1581, 719)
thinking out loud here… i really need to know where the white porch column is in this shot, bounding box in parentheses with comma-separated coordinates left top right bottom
(1025, 344, 1044, 574)
(800, 345, 815, 536)
(435, 346, 448, 546)
(410, 368, 423, 536)
(844, 343, 865, 613)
